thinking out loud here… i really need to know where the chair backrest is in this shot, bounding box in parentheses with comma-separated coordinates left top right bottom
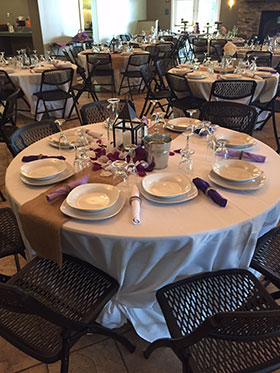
(119, 34, 130, 41)
(209, 79, 257, 104)
(0, 89, 18, 125)
(80, 99, 136, 125)
(213, 44, 224, 62)
(156, 42, 174, 59)
(166, 73, 193, 99)
(199, 101, 257, 134)
(86, 53, 112, 72)
(126, 53, 151, 69)
(246, 51, 272, 67)
(10, 120, 60, 156)
(140, 64, 155, 91)
(40, 68, 74, 93)
(156, 59, 176, 89)
(71, 45, 84, 58)
(0, 70, 16, 95)
(144, 45, 159, 60)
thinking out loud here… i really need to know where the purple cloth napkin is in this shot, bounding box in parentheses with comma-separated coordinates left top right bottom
(22, 155, 66, 162)
(218, 150, 266, 163)
(193, 177, 227, 207)
(46, 174, 89, 202)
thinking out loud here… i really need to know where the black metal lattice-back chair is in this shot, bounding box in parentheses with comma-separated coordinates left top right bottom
(0, 207, 26, 282)
(80, 99, 136, 125)
(199, 101, 257, 135)
(33, 68, 74, 121)
(144, 269, 280, 373)
(209, 79, 257, 104)
(86, 53, 115, 94)
(9, 119, 60, 156)
(0, 254, 135, 372)
(246, 51, 273, 67)
(250, 226, 280, 299)
(119, 53, 150, 97)
(140, 64, 171, 117)
(166, 72, 206, 116)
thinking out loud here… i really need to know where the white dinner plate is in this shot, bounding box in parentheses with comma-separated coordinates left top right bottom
(66, 183, 120, 212)
(256, 67, 276, 72)
(221, 74, 242, 80)
(186, 72, 206, 80)
(253, 71, 272, 78)
(20, 162, 73, 186)
(139, 183, 198, 204)
(223, 133, 256, 149)
(142, 173, 192, 198)
(212, 160, 262, 183)
(48, 131, 89, 149)
(20, 158, 67, 180)
(60, 192, 125, 220)
(208, 170, 266, 191)
(167, 117, 201, 131)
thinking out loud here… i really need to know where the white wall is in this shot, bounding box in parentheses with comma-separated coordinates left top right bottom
(93, 0, 146, 42)
(37, 0, 81, 46)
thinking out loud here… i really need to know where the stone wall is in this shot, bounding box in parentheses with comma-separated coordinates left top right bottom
(237, 0, 280, 36)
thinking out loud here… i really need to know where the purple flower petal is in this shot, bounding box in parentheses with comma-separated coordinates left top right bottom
(92, 162, 102, 171)
(169, 151, 175, 156)
(174, 148, 181, 154)
(136, 164, 146, 177)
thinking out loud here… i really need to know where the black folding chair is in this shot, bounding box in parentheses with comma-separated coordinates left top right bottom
(209, 79, 257, 104)
(246, 51, 273, 67)
(85, 53, 115, 94)
(33, 68, 74, 121)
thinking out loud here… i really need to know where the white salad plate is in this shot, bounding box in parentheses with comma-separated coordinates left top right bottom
(221, 74, 242, 80)
(212, 160, 262, 183)
(140, 183, 198, 204)
(222, 133, 257, 149)
(20, 162, 73, 186)
(186, 72, 205, 79)
(253, 71, 272, 78)
(208, 170, 266, 191)
(60, 192, 125, 220)
(66, 183, 120, 212)
(167, 117, 201, 132)
(256, 67, 276, 72)
(20, 158, 67, 180)
(142, 173, 192, 198)
(48, 131, 89, 149)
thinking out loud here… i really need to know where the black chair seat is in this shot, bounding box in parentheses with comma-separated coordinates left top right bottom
(0, 89, 15, 100)
(121, 70, 142, 78)
(0, 254, 135, 370)
(94, 69, 114, 76)
(34, 90, 72, 101)
(171, 96, 206, 110)
(152, 90, 171, 100)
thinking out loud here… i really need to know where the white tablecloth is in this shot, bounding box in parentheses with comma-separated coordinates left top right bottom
(5, 123, 280, 342)
(169, 69, 279, 104)
(2, 64, 77, 120)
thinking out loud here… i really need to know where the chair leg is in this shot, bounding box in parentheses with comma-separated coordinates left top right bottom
(89, 324, 135, 353)
(14, 254, 21, 272)
(118, 75, 125, 95)
(144, 101, 152, 117)
(140, 98, 149, 117)
(0, 190, 6, 202)
(271, 108, 280, 153)
(60, 351, 70, 373)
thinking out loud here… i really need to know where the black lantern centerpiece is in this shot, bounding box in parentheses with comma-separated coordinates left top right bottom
(112, 101, 145, 148)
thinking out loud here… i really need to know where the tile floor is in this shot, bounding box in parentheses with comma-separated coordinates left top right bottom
(0, 91, 280, 372)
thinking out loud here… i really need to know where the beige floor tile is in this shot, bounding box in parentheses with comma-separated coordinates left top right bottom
(48, 339, 127, 373)
(15, 364, 49, 373)
(0, 337, 42, 373)
(117, 330, 181, 373)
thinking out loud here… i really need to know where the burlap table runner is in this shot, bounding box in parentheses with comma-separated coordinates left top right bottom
(18, 167, 121, 266)
(18, 128, 179, 266)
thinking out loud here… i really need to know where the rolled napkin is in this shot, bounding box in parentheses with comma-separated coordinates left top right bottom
(218, 149, 266, 163)
(46, 174, 89, 202)
(192, 177, 227, 207)
(129, 184, 141, 224)
(22, 155, 66, 162)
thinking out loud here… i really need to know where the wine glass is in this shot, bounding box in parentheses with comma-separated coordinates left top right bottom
(112, 160, 128, 183)
(73, 146, 92, 173)
(125, 144, 137, 175)
(213, 139, 229, 168)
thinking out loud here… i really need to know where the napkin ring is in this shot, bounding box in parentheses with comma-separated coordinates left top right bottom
(129, 196, 142, 205)
(205, 187, 216, 196)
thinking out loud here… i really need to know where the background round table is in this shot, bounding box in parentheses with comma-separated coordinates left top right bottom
(5, 123, 280, 342)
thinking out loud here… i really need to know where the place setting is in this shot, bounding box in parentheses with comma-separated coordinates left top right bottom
(19, 158, 73, 186)
(59, 183, 125, 220)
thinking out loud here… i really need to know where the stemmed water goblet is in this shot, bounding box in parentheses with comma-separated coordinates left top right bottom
(112, 160, 128, 183)
(72, 146, 92, 173)
(124, 144, 137, 175)
(213, 139, 229, 168)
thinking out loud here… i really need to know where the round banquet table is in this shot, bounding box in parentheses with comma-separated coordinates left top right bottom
(169, 68, 279, 105)
(236, 47, 280, 69)
(1, 63, 77, 119)
(5, 122, 280, 342)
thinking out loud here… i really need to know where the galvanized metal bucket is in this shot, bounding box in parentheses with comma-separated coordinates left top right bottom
(143, 132, 172, 169)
